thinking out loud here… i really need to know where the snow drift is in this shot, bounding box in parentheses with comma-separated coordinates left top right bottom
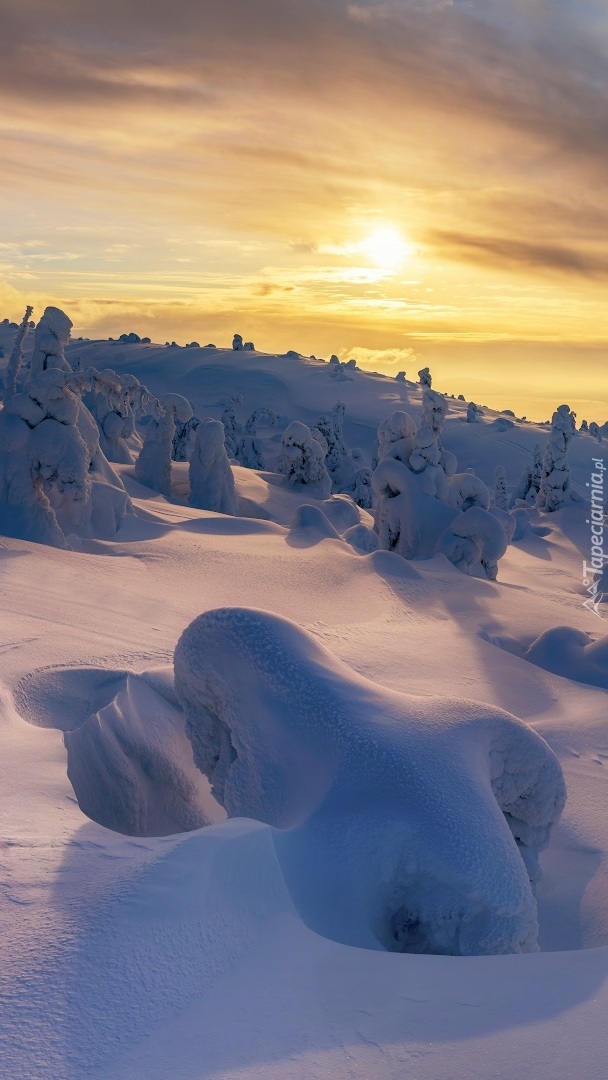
(175, 607, 566, 956)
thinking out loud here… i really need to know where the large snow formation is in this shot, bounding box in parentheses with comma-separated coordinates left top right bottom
(175, 607, 566, 957)
(135, 392, 193, 496)
(189, 418, 238, 514)
(0, 308, 131, 546)
(537, 405, 576, 512)
(2, 305, 33, 403)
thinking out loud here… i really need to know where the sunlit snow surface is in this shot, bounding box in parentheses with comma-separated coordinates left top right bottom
(1, 328, 608, 1079)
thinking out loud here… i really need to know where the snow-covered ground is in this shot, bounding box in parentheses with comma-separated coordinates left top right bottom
(1, 323, 607, 1079)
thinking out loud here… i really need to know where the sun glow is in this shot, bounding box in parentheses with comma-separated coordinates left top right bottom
(360, 227, 413, 269)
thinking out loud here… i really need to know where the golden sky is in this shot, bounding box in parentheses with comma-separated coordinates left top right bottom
(1, 0, 607, 420)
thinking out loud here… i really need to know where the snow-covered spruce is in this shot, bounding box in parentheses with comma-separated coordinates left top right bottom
(373, 456, 456, 559)
(494, 466, 509, 511)
(189, 418, 238, 515)
(418, 366, 432, 388)
(87, 369, 150, 464)
(135, 393, 193, 497)
(351, 467, 373, 510)
(467, 401, 482, 423)
(278, 421, 332, 497)
(377, 410, 417, 465)
(2, 305, 33, 403)
(221, 394, 243, 457)
(172, 415, 200, 462)
(232, 334, 243, 351)
(409, 387, 456, 485)
(314, 402, 356, 493)
(235, 434, 265, 470)
(537, 405, 577, 512)
(396, 370, 406, 382)
(30, 306, 73, 377)
(174, 607, 566, 956)
(235, 408, 278, 470)
(513, 443, 543, 505)
(438, 505, 508, 580)
(0, 365, 131, 547)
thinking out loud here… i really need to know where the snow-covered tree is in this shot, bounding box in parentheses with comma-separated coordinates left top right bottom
(329, 361, 352, 381)
(352, 467, 373, 510)
(395, 371, 406, 382)
(232, 334, 243, 351)
(418, 366, 432, 388)
(189, 419, 238, 515)
(30, 306, 73, 377)
(589, 422, 602, 441)
(537, 405, 577, 512)
(0, 362, 131, 547)
(278, 421, 331, 496)
(580, 419, 589, 432)
(438, 506, 508, 580)
(2, 305, 33, 403)
(446, 472, 490, 511)
(235, 435, 265, 469)
(314, 402, 356, 492)
(494, 465, 508, 511)
(235, 407, 278, 470)
(135, 393, 193, 497)
(409, 387, 454, 491)
(87, 369, 151, 464)
(377, 410, 417, 465)
(467, 401, 481, 423)
(513, 444, 543, 505)
(371, 398, 504, 573)
(221, 394, 243, 457)
(172, 415, 200, 461)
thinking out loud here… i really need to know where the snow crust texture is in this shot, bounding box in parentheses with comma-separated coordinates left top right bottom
(175, 607, 566, 956)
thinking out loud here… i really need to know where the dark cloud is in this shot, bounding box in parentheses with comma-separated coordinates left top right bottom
(430, 230, 608, 279)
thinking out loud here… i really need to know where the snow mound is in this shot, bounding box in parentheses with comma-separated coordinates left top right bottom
(288, 505, 341, 546)
(344, 522, 379, 554)
(175, 608, 566, 956)
(16, 665, 223, 835)
(525, 627, 608, 690)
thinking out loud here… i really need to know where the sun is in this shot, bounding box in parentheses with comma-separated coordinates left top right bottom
(360, 227, 413, 269)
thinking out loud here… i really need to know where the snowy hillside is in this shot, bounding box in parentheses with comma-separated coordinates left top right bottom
(1, 313, 607, 1079)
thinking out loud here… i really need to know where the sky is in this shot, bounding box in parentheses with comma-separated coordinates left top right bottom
(0, 0, 607, 420)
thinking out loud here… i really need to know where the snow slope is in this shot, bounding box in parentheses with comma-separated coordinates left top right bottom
(1, 329, 607, 1079)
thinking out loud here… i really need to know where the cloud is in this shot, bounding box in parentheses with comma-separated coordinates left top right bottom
(430, 231, 608, 280)
(345, 345, 420, 372)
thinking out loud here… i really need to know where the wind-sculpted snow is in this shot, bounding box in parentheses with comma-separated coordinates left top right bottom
(175, 608, 566, 956)
(16, 664, 223, 836)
